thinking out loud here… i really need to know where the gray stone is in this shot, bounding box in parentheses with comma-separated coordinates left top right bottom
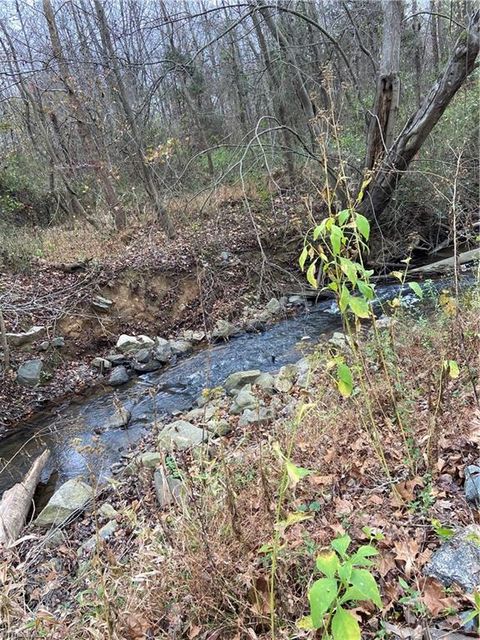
(105, 353, 129, 366)
(79, 520, 118, 555)
(116, 334, 154, 353)
(98, 503, 119, 519)
(328, 332, 348, 349)
(154, 339, 172, 363)
(35, 479, 93, 527)
(44, 529, 66, 548)
(38, 341, 50, 352)
(425, 525, 480, 592)
(295, 357, 311, 388)
(169, 339, 192, 356)
(185, 404, 217, 423)
(182, 330, 206, 343)
(238, 406, 274, 427)
(255, 372, 276, 393)
(108, 366, 129, 386)
(459, 609, 479, 634)
(207, 418, 232, 436)
(105, 405, 131, 429)
(134, 348, 152, 364)
(465, 465, 480, 506)
(154, 471, 184, 508)
(17, 359, 43, 386)
(224, 369, 261, 394)
(51, 336, 65, 348)
(91, 295, 114, 312)
(266, 297, 282, 314)
(220, 251, 232, 263)
(212, 319, 239, 340)
(375, 315, 393, 329)
(6, 325, 44, 347)
(231, 385, 257, 414)
(288, 295, 306, 306)
(244, 319, 266, 333)
(132, 359, 162, 373)
(274, 364, 299, 393)
(91, 357, 112, 370)
(158, 420, 207, 450)
(138, 451, 162, 469)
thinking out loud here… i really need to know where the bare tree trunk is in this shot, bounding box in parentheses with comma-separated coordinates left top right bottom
(360, 12, 480, 222)
(0, 450, 50, 546)
(365, 0, 404, 170)
(412, 0, 423, 107)
(0, 306, 9, 372)
(430, 0, 440, 74)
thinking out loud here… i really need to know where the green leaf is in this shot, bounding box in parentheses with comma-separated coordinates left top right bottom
(276, 511, 312, 532)
(285, 460, 313, 488)
(306, 261, 318, 289)
(296, 615, 314, 630)
(330, 224, 343, 255)
(331, 534, 351, 558)
(336, 363, 353, 398)
(340, 258, 358, 287)
(339, 284, 350, 313)
(313, 225, 322, 241)
(351, 545, 378, 566)
(337, 560, 353, 583)
(337, 209, 350, 225)
(390, 270, 403, 281)
(355, 214, 370, 241)
(357, 281, 375, 300)
(443, 359, 459, 379)
(431, 518, 455, 541)
(308, 578, 338, 628)
(349, 568, 382, 608)
(408, 281, 423, 299)
(349, 296, 370, 318)
(331, 606, 360, 640)
(299, 246, 308, 271)
(316, 550, 340, 578)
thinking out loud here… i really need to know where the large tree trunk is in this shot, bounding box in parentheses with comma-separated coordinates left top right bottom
(360, 11, 480, 222)
(365, 0, 404, 170)
(0, 450, 50, 546)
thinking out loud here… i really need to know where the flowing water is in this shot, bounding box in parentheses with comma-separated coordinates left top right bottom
(0, 278, 468, 495)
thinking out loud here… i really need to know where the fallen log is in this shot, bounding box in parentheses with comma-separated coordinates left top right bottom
(0, 449, 50, 546)
(409, 248, 479, 275)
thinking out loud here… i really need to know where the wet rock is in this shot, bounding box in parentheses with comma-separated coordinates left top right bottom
(464, 465, 480, 506)
(134, 348, 152, 364)
(106, 405, 131, 429)
(266, 297, 282, 314)
(212, 319, 240, 340)
(17, 359, 43, 386)
(244, 319, 266, 333)
(116, 334, 154, 353)
(169, 339, 192, 355)
(79, 520, 118, 555)
(132, 359, 162, 373)
(425, 524, 480, 592)
(91, 357, 112, 370)
(224, 369, 261, 395)
(105, 353, 129, 366)
(231, 385, 257, 414)
(108, 366, 129, 386)
(154, 471, 183, 508)
(51, 336, 65, 348)
(154, 338, 172, 363)
(239, 406, 274, 427)
(288, 295, 306, 306)
(35, 479, 93, 527)
(158, 420, 207, 450)
(91, 295, 113, 312)
(6, 325, 44, 346)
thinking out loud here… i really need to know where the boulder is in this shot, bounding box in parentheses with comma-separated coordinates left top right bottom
(224, 370, 261, 395)
(464, 465, 480, 506)
(51, 336, 65, 348)
(185, 404, 217, 423)
(79, 520, 118, 555)
(17, 359, 43, 387)
(132, 359, 162, 373)
(105, 353, 129, 366)
(91, 295, 113, 313)
(108, 366, 129, 386)
(35, 479, 93, 527)
(91, 357, 112, 370)
(206, 418, 232, 436)
(266, 297, 282, 314)
(255, 372, 276, 393)
(169, 339, 193, 355)
(295, 357, 311, 388)
(425, 525, 480, 592)
(116, 334, 154, 353)
(134, 348, 152, 364)
(231, 385, 257, 414)
(274, 364, 299, 393)
(6, 325, 44, 347)
(158, 420, 207, 450)
(154, 471, 184, 508)
(138, 451, 162, 469)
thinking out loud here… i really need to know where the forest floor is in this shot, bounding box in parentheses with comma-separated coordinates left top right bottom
(1, 291, 479, 639)
(0, 188, 308, 432)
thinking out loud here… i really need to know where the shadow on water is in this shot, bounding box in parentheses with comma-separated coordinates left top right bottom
(0, 277, 472, 494)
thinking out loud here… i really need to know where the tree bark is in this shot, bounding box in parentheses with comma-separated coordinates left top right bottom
(360, 11, 480, 222)
(365, 0, 404, 170)
(0, 450, 50, 546)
